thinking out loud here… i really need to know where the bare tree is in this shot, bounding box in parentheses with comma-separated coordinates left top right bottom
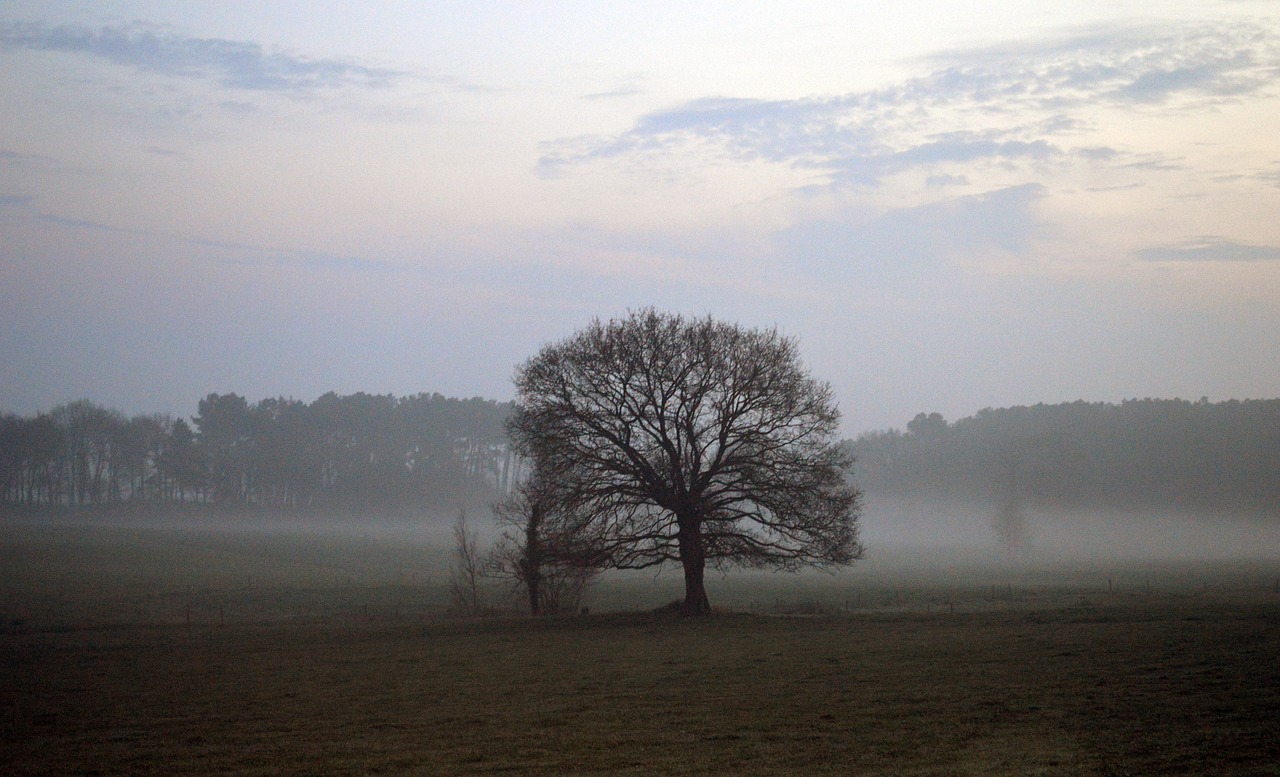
(489, 468, 598, 615)
(448, 507, 484, 616)
(509, 309, 863, 616)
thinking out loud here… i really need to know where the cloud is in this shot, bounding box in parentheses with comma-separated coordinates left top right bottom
(1085, 182, 1143, 193)
(582, 86, 645, 101)
(1112, 62, 1251, 102)
(3, 194, 409, 274)
(219, 100, 258, 114)
(1136, 237, 1280, 262)
(195, 240, 407, 274)
(928, 23, 1277, 107)
(775, 183, 1046, 286)
(538, 94, 865, 177)
(828, 135, 1065, 186)
(1118, 153, 1185, 171)
(34, 211, 132, 232)
(538, 21, 1279, 186)
(0, 21, 407, 94)
(0, 148, 58, 166)
(1257, 164, 1280, 187)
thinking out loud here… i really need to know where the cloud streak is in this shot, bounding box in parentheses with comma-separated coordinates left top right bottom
(1136, 237, 1280, 263)
(0, 193, 409, 273)
(0, 21, 407, 94)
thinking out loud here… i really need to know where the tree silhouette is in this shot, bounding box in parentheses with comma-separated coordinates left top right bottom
(508, 309, 863, 615)
(448, 508, 485, 617)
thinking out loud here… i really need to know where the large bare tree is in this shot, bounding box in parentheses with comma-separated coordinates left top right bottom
(508, 309, 862, 615)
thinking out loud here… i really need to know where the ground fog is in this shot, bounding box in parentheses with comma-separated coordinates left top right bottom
(2, 514, 1277, 776)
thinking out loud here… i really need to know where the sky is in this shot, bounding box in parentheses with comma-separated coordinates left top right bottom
(2, 1, 1278, 435)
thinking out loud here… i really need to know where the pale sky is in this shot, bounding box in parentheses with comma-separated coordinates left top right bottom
(2, 1, 1278, 434)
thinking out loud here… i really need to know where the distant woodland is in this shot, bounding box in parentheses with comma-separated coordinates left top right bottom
(849, 398, 1280, 514)
(2, 394, 1277, 517)
(0, 393, 516, 513)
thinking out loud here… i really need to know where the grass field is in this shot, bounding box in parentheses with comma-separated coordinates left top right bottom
(2, 519, 1278, 775)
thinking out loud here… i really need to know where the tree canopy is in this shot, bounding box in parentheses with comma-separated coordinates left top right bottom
(508, 309, 863, 615)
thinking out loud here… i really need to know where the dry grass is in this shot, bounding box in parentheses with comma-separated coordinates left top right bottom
(2, 522, 1278, 775)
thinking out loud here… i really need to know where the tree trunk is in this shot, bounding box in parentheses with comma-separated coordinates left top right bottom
(678, 517, 712, 615)
(527, 569, 541, 615)
(525, 506, 543, 615)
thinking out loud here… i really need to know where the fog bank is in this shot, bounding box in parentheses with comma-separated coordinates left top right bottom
(860, 495, 1280, 561)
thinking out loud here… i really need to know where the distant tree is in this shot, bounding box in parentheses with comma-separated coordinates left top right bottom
(117, 414, 172, 502)
(906, 412, 948, 439)
(51, 400, 123, 506)
(508, 309, 863, 616)
(489, 467, 598, 615)
(194, 393, 253, 503)
(249, 397, 322, 508)
(0, 414, 20, 503)
(851, 398, 1280, 513)
(0, 391, 521, 512)
(155, 418, 205, 502)
(23, 414, 64, 505)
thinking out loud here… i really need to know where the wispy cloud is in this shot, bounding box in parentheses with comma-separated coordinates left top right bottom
(34, 211, 130, 232)
(191, 236, 407, 274)
(828, 134, 1086, 187)
(924, 22, 1277, 106)
(927, 173, 969, 188)
(0, 148, 59, 166)
(2, 194, 406, 273)
(143, 146, 184, 158)
(582, 86, 645, 101)
(1136, 236, 1280, 262)
(1257, 164, 1280, 187)
(539, 21, 1280, 186)
(0, 21, 407, 94)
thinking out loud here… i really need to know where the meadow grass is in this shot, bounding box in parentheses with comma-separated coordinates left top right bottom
(2, 521, 1278, 775)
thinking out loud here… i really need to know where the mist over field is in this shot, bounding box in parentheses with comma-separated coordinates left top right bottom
(6, 395, 1277, 583)
(4, 3, 1280, 772)
(859, 496, 1280, 561)
(16, 495, 1276, 560)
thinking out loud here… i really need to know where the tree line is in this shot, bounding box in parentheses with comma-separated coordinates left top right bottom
(7, 391, 1275, 520)
(849, 398, 1280, 513)
(0, 392, 517, 512)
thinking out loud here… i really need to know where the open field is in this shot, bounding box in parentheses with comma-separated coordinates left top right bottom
(2, 520, 1279, 775)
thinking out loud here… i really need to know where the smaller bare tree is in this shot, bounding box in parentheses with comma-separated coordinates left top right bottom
(448, 507, 485, 616)
(993, 490, 1029, 555)
(489, 469, 598, 615)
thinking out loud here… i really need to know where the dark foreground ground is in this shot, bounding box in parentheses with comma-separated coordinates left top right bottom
(1, 522, 1278, 775)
